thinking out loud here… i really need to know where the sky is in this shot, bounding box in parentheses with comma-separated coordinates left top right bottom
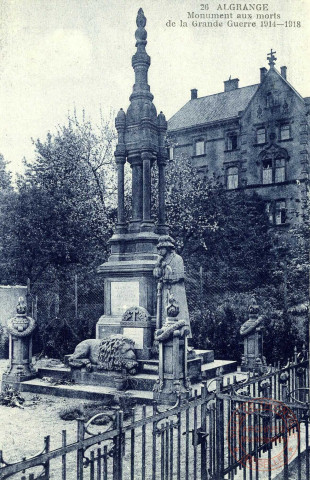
(0, 0, 309, 178)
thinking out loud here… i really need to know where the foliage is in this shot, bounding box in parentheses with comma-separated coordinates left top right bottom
(0, 387, 25, 408)
(13, 115, 117, 283)
(0, 154, 17, 284)
(165, 154, 308, 363)
(3, 114, 117, 357)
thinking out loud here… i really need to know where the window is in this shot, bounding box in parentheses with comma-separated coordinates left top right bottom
(169, 146, 174, 160)
(275, 200, 286, 225)
(280, 124, 290, 141)
(266, 92, 273, 108)
(266, 200, 287, 225)
(265, 202, 273, 223)
(227, 166, 238, 190)
(275, 158, 285, 182)
(262, 159, 272, 184)
(257, 128, 266, 144)
(227, 133, 238, 151)
(195, 140, 205, 156)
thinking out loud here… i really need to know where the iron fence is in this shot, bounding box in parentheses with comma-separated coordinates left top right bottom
(0, 350, 308, 480)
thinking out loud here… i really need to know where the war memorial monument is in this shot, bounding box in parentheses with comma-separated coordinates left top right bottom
(1, 8, 235, 405)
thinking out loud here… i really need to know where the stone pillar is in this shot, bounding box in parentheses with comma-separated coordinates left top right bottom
(157, 112, 169, 234)
(157, 159, 168, 233)
(153, 296, 191, 405)
(129, 154, 143, 232)
(115, 154, 127, 233)
(114, 108, 127, 234)
(1, 297, 36, 391)
(141, 151, 154, 231)
(240, 297, 266, 374)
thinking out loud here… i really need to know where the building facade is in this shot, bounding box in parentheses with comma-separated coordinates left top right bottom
(167, 51, 309, 227)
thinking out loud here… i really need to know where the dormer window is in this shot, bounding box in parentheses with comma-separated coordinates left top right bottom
(195, 140, 205, 156)
(257, 127, 266, 144)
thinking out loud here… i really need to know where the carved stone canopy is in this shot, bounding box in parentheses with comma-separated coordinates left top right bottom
(257, 142, 289, 165)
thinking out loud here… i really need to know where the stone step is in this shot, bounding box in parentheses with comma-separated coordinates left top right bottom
(20, 378, 155, 403)
(32, 359, 236, 394)
(194, 350, 214, 363)
(201, 359, 237, 380)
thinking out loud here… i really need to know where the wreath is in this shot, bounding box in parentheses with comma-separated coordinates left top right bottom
(155, 320, 186, 342)
(7, 317, 36, 338)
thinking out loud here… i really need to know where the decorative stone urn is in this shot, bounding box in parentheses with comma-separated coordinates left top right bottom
(1, 297, 37, 391)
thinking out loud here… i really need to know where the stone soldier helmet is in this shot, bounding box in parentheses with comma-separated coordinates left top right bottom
(157, 235, 175, 249)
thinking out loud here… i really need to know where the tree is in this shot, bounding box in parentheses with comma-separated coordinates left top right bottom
(13, 115, 117, 282)
(0, 154, 17, 284)
(164, 153, 303, 362)
(4, 115, 118, 356)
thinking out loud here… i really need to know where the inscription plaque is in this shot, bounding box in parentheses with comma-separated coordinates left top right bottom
(123, 327, 144, 350)
(111, 281, 139, 316)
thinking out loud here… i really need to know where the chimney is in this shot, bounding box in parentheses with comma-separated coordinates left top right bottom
(191, 88, 198, 100)
(280, 66, 287, 80)
(260, 67, 267, 82)
(224, 78, 239, 92)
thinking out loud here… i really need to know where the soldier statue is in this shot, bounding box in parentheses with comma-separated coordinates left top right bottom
(153, 235, 191, 336)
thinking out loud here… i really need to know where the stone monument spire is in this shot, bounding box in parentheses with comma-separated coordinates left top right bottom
(97, 9, 169, 341)
(114, 8, 168, 235)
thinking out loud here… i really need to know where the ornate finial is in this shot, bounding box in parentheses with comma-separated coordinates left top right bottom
(135, 8, 147, 47)
(115, 108, 126, 129)
(137, 8, 146, 28)
(267, 49, 277, 68)
(16, 297, 27, 315)
(158, 111, 167, 127)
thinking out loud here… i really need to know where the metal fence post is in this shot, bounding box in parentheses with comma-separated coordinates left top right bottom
(113, 410, 124, 480)
(44, 436, 50, 478)
(216, 370, 224, 479)
(200, 381, 208, 480)
(77, 418, 85, 480)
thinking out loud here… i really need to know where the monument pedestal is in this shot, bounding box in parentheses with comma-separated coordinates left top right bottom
(1, 298, 37, 392)
(96, 232, 159, 354)
(240, 298, 266, 374)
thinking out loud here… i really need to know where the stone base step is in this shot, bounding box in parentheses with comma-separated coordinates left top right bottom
(20, 378, 156, 403)
(32, 358, 236, 393)
(201, 359, 237, 379)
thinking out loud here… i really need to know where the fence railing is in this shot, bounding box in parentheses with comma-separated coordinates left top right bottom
(0, 351, 309, 480)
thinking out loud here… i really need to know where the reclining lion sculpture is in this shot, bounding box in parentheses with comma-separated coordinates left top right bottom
(68, 334, 138, 375)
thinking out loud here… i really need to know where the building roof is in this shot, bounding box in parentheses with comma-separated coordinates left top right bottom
(168, 84, 259, 131)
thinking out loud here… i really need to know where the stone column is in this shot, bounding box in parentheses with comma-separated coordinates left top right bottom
(129, 154, 143, 232)
(141, 151, 154, 231)
(115, 154, 127, 233)
(240, 297, 266, 374)
(1, 297, 36, 391)
(157, 110, 169, 234)
(157, 157, 169, 233)
(153, 296, 191, 405)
